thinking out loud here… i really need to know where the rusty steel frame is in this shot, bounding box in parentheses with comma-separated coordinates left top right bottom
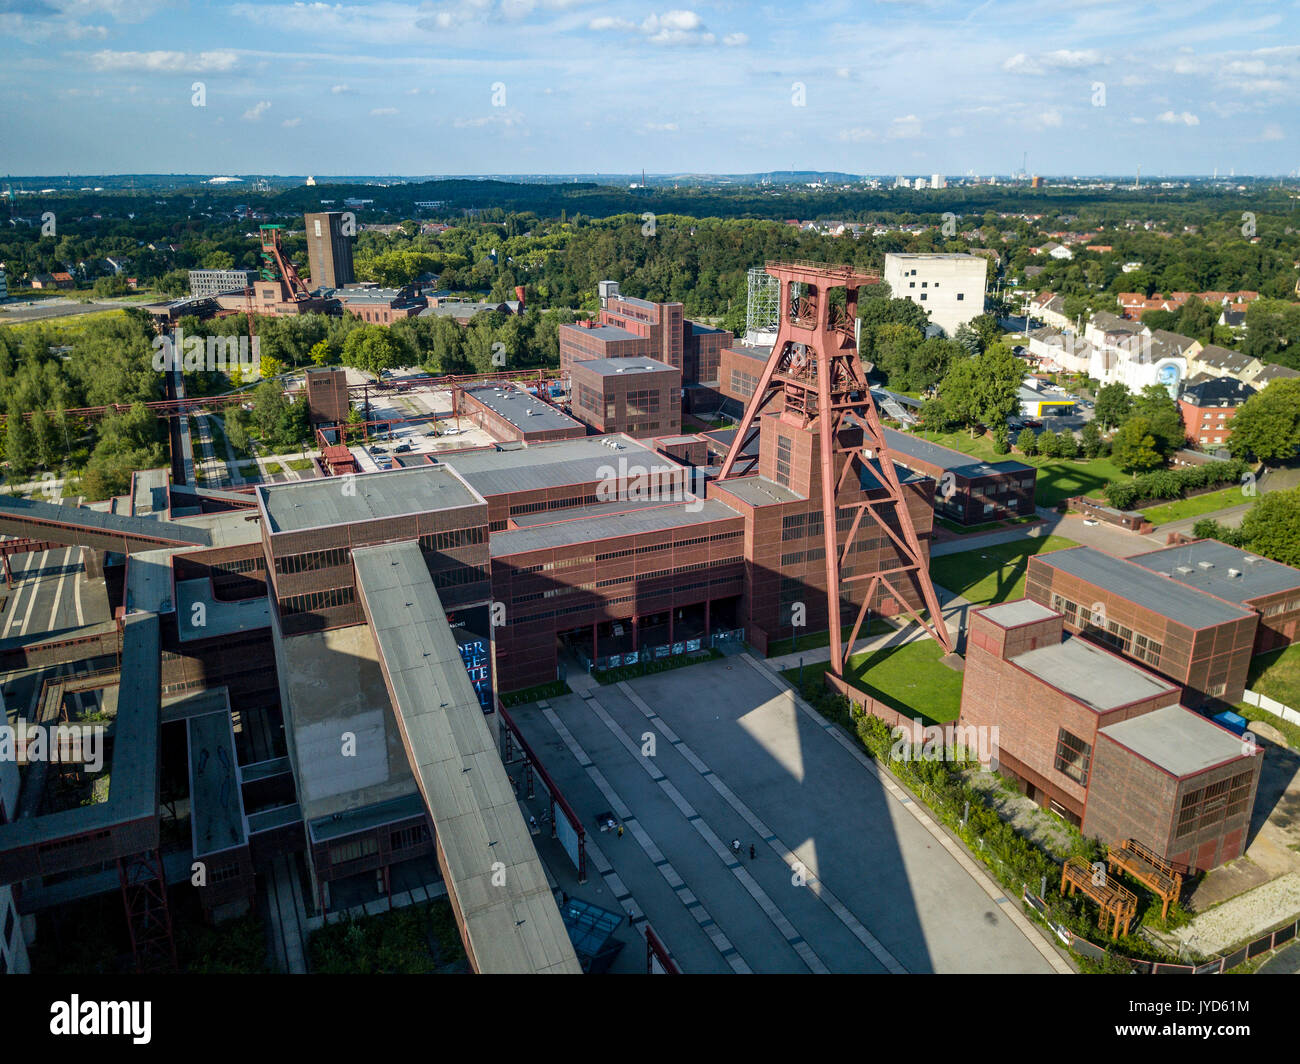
(717, 261, 953, 676)
(118, 849, 178, 973)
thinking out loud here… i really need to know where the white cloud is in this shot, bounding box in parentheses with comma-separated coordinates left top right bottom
(370, 106, 398, 115)
(644, 122, 678, 132)
(723, 32, 748, 47)
(887, 114, 922, 139)
(281, 116, 301, 127)
(331, 83, 354, 94)
(838, 127, 876, 142)
(590, 8, 727, 45)
(1157, 110, 1199, 126)
(87, 49, 239, 73)
(243, 100, 271, 120)
(1004, 49, 1102, 75)
(1261, 123, 1284, 141)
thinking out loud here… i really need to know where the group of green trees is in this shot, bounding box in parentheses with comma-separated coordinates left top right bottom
(1225, 378, 1300, 463)
(1195, 489, 1300, 568)
(1087, 382, 1186, 473)
(922, 343, 1026, 441)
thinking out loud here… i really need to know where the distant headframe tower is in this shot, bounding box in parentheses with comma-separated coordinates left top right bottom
(304, 211, 355, 290)
(718, 261, 953, 677)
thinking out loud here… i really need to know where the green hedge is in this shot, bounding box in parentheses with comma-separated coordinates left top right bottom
(1103, 458, 1248, 511)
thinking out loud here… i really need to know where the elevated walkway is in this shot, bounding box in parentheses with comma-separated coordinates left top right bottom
(0, 494, 210, 554)
(352, 540, 580, 974)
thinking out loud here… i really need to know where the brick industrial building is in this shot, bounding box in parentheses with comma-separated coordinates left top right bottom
(569, 357, 682, 438)
(961, 600, 1261, 871)
(1026, 546, 1259, 705)
(558, 281, 733, 383)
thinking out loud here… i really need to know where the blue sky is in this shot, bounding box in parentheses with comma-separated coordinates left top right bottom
(1, 0, 1295, 176)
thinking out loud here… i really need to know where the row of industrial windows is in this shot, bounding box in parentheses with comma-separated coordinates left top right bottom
(782, 508, 895, 542)
(1175, 771, 1254, 839)
(509, 494, 601, 518)
(595, 530, 742, 562)
(432, 565, 488, 590)
(575, 383, 602, 413)
(280, 585, 355, 616)
(512, 574, 738, 624)
(1051, 593, 1163, 668)
(626, 389, 661, 416)
(274, 546, 350, 575)
(329, 824, 432, 867)
(594, 556, 742, 589)
(212, 555, 263, 575)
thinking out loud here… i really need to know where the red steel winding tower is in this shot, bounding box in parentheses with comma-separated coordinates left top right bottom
(718, 260, 953, 677)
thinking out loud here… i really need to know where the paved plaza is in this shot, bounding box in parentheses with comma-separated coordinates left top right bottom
(511, 655, 1069, 974)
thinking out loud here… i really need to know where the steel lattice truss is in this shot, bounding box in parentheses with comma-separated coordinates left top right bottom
(719, 261, 953, 676)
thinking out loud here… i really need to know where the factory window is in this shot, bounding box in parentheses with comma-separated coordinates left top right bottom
(3, 902, 12, 946)
(1054, 728, 1092, 785)
(391, 824, 427, 851)
(919, 294, 927, 302)
(957, 293, 965, 301)
(210, 863, 242, 885)
(330, 836, 380, 867)
(776, 436, 792, 487)
(1175, 770, 1254, 839)
(275, 546, 351, 575)
(1133, 633, 1162, 666)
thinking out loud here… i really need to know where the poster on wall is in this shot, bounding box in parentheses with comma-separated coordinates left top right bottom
(446, 603, 493, 714)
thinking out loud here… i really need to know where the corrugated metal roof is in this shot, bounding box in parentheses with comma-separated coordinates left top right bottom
(1129, 540, 1300, 604)
(353, 542, 580, 974)
(439, 435, 669, 497)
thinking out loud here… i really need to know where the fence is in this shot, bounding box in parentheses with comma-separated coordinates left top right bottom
(1241, 688, 1300, 728)
(1023, 889, 1299, 973)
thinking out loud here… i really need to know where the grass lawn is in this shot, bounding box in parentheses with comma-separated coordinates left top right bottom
(929, 534, 1079, 605)
(286, 457, 315, 471)
(783, 638, 964, 726)
(1235, 703, 1300, 752)
(1138, 486, 1247, 526)
(766, 618, 894, 658)
(236, 461, 265, 483)
(1245, 644, 1300, 710)
(914, 428, 1128, 508)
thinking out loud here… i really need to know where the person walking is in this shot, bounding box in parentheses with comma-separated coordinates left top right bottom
(749, 844, 756, 860)
(731, 838, 741, 856)
(617, 823, 624, 839)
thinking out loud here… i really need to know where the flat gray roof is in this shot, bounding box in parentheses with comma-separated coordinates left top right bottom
(715, 475, 805, 506)
(186, 690, 248, 857)
(570, 324, 642, 341)
(279, 623, 419, 824)
(1100, 704, 1248, 777)
(884, 429, 1034, 478)
(1129, 540, 1300, 605)
(1013, 635, 1177, 712)
(131, 468, 170, 519)
(438, 435, 668, 498)
(175, 578, 270, 641)
(124, 548, 180, 615)
(492, 498, 738, 557)
(461, 385, 585, 434)
(259, 464, 482, 533)
(1033, 546, 1254, 629)
(353, 541, 580, 974)
(980, 599, 1058, 628)
(572, 356, 677, 377)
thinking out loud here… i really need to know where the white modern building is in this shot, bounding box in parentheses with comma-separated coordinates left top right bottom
(883, 253, 987, 337)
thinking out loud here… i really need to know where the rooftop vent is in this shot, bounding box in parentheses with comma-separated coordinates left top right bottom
(1175, 566, 1194, 575)
(1244, 556, 1261, 564)
(1198, 561, 1215, 570)
(1228, 568, 1242, 578)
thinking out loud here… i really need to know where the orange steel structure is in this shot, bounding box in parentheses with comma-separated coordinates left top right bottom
(717, 261, 953, 675)
(1061, 855, 1137, 939)
(1108, 838, 1183, 920)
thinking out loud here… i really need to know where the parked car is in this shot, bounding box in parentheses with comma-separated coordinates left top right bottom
(395, 443, 412, 453)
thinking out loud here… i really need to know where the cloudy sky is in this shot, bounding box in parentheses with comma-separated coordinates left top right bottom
(0, 0, 1295, 176)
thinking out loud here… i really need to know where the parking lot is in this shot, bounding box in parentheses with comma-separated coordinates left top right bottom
(510, 655, 1066, 974)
